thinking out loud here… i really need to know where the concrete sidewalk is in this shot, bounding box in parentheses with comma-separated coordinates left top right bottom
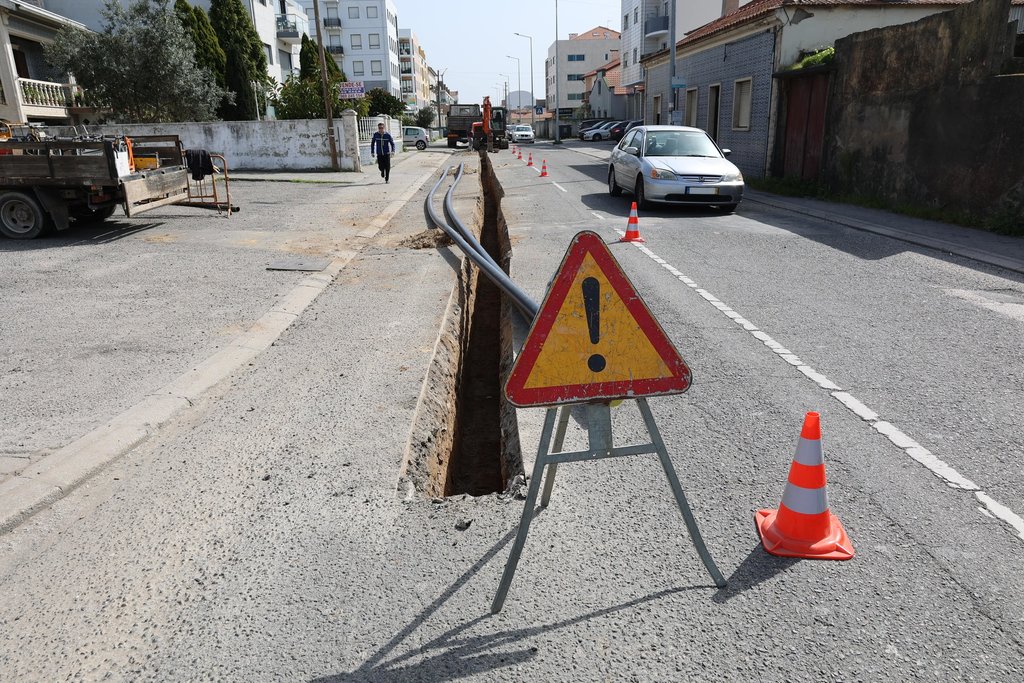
(744, 189, 1024, 276)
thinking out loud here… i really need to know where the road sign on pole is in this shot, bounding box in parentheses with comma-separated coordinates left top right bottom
(504, 231, 692, 407)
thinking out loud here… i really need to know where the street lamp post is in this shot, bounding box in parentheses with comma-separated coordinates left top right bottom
(506, 55, 521, 119)
(553, 0, 561, 144)
(513, 32, 534, 130)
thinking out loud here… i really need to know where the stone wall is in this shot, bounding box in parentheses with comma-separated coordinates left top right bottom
(823, 0, 1024, 225)
(93, 116, 363, 171)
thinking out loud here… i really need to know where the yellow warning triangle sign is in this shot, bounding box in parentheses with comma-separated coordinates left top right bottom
(505, 231, 691, 407)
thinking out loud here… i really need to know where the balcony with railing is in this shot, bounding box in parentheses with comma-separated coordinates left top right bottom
(644, 14, 669, 38)
(276, 13, 308, 43)
(323, 17, 342, 28)
(17, 78, 78, 119)
(326, 45, 344, 55)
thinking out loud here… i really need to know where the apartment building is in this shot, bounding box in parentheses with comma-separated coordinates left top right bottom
(0, 0, 87, 125)
(544, 26, 620, 116)
(398, 29, 430, 112)
(618, 0, 739, 117)
(300, 0, 401, 97)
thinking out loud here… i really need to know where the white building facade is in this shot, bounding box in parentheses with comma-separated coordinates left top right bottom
(398, 29, 430, 112)
(544, 26, 620, 116)
(618, 0, 741, 117)
(300, 0, 401, 98)
(0, 0, 86, 125)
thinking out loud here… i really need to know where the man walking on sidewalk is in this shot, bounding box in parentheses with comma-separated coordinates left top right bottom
(371, 122, 395, 183)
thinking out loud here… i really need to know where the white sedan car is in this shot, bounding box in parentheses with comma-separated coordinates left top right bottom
(509, 125, 535, 143)
(608, 125, 744, 212)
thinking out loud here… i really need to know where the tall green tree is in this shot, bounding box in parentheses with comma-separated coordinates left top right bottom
(45, 0, 227, 123)
(367, 88, 405, 118)
(209, 0, 268, 120)
(414, 106, 435, 129)
(174, 0, 226, 90)
(299, 35, 343, 82)
(274, 35, 364, 120)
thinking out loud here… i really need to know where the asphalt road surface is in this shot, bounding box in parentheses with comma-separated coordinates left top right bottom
(0, 141, 1022, 681)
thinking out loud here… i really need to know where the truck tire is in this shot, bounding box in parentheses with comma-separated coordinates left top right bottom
(447, 138, 456, 148)
(0, 191, 52, 239)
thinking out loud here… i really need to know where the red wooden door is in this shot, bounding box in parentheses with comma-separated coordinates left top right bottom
(782, 73, 829, 181)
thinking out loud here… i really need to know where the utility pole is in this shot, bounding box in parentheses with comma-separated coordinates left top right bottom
(553, 0, 561, 143)
(507, 55, 521, 118)
(669, 0, 679, 125)
(436, 68, 446, 137)
(312, 0, 339, 170)
(514, 32, 535, 131)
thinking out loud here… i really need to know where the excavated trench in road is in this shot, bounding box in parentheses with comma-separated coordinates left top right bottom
(399, 153, 523, 499)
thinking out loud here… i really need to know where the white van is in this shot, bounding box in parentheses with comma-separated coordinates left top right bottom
(403, 126, 429, 150)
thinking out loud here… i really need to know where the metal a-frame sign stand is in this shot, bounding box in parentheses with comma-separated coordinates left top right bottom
(492, 231, 726, 614)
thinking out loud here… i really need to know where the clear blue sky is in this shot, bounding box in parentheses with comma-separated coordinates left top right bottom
(395, 0, 622, 105)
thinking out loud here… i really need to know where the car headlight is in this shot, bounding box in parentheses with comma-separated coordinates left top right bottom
(721, 170, 744, 182)
(650, 168, 675, 180)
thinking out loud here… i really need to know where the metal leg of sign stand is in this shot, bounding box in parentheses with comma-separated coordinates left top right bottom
(637, 398, 727, 589)
(491, 407, 558, 614)
(540, 406, 571, 509)
(492, 400, 725, 613)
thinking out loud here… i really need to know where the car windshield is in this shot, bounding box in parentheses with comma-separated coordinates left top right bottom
(643, 131, 721, 158)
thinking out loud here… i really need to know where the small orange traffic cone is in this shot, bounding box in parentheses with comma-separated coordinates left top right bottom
(539, 160, 548, 177)
(517, 148, 522, 160)
(755, 412, 854, 560)
(619, 202, 645, 243)
(527, 152, 534, 167)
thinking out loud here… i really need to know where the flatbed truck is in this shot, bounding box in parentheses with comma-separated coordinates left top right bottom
(0, 133, 191, 240)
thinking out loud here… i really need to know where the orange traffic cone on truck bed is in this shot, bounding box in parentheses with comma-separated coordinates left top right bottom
(755, 412, 854, 560)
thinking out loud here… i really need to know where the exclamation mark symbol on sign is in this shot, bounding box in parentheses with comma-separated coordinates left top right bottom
(582, 277, 606, 373)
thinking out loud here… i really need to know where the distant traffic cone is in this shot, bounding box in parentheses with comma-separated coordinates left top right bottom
(539, 160, 548, 177)
(527, 152, 534, 167)
(517, 148, 522, 160)
(619, 202, 645, 243)
(755, 412, 854, 560)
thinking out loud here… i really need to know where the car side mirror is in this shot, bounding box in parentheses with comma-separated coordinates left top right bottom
(624, 146, 640, 156)
(721, 148, 732, 157)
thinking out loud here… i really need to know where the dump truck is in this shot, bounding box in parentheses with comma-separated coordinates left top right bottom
(447, 102, 509, 150)
(447, 103, 481, 148)
(0, 128, 192, 240)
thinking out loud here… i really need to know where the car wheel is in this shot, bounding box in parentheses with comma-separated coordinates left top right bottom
(608, 167, 622, 197)
(593, 133, 602, 141)
(416, 140, 426, 150)
(716, 203, 738, 214)
(0, 191, 51, 239)
(634, 177, 651, 211)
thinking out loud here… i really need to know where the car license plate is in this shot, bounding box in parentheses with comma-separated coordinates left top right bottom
(687, 187, 719, 195)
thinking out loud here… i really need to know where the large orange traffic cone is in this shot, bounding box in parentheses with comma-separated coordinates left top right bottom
(517, 148, 522, 160)
(527, 152, 534, 167)
(619, 202, 645, 243)
(539, 160, 548, 177)
(755, 412, 854, 560)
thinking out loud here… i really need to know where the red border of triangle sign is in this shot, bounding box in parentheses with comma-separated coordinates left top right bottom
(505, 231, 692, 407)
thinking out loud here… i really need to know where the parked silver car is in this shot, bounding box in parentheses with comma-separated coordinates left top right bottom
(607, 125, 744, 212)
